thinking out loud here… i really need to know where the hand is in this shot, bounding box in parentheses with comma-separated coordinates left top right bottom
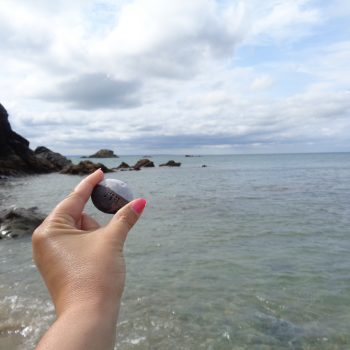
(33, 169, 146, 350)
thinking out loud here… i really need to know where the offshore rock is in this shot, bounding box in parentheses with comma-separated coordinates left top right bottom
(133, 159, 155, 170)
(159, 160, 181, 167)
(83, 149, 119, 158)
(111, 162, 133, 172)
(0, 207, 45, 239)
(117, 162, 131, 169)
(34, 146, 72, 171)
(61, 160, 113, 175)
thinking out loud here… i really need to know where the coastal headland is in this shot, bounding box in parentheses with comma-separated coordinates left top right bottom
(0, 103, 182, 177)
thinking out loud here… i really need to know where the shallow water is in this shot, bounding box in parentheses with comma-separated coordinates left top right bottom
(0, 153, 350, 349)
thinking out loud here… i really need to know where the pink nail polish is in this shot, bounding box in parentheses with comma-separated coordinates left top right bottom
(131, 198, 147, 214)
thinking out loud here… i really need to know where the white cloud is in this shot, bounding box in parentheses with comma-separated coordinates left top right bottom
(0, 0, 349, 154)
(250, 0, 321, 42)
(251, 75, 274, 90)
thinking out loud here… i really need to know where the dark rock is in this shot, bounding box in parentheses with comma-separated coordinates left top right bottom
(117, 162, 131, 169)
(61, 160, 113, 175)
(0, 207, 45, 239)
(0, 103, 64, 176)
(159, 160, 181, 167)
(202, 165, 207, 167)
(111, 162, 133, 172)
(84, 149, 119, 158)
(133, 159, 155, 170)
(34, 146, 72, 171)
(185, 155, 201, 157)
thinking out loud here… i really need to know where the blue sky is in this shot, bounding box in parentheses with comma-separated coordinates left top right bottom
(0, 0, 349, 155)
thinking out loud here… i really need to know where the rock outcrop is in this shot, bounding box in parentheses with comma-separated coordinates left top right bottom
(61, 160, 113, 175)
(117, 162, 131, 169)
(0, 103, 55, 176)
(0, 103, 70, 176)
(0, 207, 45, 239)
(133, 159, 155, 170)
(111, 162, 131, 171)
(159, 160, 181, 167)
(34, 146, 72, 171)
(83, 149, 118, 158)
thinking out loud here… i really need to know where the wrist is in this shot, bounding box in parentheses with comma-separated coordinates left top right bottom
(37, 299, 119, 350)
(56, 296, 120, 323)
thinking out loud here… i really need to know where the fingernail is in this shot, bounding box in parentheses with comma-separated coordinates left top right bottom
(131, 198, 147, 214)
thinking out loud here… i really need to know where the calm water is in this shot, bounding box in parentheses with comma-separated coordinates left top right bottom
(0, 153, 349, 349)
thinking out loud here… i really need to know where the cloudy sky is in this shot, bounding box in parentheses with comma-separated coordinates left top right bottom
(1, 0, 349, 155)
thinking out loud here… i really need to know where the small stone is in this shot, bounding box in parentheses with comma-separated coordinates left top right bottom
(91, 179, 133, 214)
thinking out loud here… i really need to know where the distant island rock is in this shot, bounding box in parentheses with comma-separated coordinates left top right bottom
(185, 155, 201, 157)
(159, 160, 181, 167)
(61, 160, 113, 175)
(0, 103, 71, 176)
(0, 206, 45, 239)
(82, 149, 119, 158)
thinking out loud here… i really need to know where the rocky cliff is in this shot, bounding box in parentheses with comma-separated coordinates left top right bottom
(0, 103, 71, 176)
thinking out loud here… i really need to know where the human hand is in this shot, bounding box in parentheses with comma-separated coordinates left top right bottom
(33, 169, 146, 349)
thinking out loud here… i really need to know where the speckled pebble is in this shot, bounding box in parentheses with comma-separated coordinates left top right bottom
(91, 178, 133, 214)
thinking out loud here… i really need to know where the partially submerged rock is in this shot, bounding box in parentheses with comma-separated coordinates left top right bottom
(159, 160, 181, 167)
(111, 162, 134, 172)
(0, 207, 45, 239)
(82, 149, 119, 158)
(133, 159, 155, 170)
(117, 162, 131, 169)
(61, 160, 113, 175)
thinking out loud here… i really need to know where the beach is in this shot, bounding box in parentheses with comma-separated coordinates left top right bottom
(1, 153, 350, 349)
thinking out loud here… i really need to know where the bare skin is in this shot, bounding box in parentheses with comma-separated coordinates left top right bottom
(32, 169, 146, 350)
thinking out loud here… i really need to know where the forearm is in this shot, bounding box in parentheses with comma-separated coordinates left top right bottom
(36, 302, 119, 350)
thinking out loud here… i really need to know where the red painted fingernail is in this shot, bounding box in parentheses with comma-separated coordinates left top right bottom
(131, 198, 147, 214)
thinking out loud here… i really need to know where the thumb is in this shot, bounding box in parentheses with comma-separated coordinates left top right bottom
(104, 198, 147, 249)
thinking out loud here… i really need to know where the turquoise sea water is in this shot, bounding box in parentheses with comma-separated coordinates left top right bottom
(0, 153, 349, 349)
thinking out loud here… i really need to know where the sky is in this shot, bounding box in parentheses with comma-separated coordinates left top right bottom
(1, 0, 350, 155)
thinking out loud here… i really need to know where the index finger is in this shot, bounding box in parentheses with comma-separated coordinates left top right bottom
(52, 169, 104, 225)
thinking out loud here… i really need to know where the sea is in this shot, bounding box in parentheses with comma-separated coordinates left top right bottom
(0, 153, 349, 350)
